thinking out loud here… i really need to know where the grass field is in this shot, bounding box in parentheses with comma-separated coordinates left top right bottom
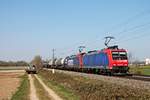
(129, 65, 150, 75)
(11, 74, 30, 100)
(39, 69, 150, 100)
(38, 71, 79, 100)
(33, 75, 51, 100)
(0, 66, 26, 70)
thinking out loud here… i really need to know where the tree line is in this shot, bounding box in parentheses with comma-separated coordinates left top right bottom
(0, 60, 28, 66)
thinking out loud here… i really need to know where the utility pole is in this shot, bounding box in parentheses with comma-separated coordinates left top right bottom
(52, 49, 55, 60)
(52, 49, 55, 73)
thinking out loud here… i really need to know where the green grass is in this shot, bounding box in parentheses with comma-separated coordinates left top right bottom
(33, 75, 51, 100)
(38, 72, 79, 100)
(143, 69, 150, 75)
(11, 74, 30, 100)
(129, 66, 150, 75)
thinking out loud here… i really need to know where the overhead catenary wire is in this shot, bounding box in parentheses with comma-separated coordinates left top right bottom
(114, 22, 150, 36)
(108, 9, 150, 35)
(116, 32, 150, 44)
(85, 9, 150, 49)
(116, 24, 150, 42)
(51, 9, 150, 59)
(107, 10, 150, 45)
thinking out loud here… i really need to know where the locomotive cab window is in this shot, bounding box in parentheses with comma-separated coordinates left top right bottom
(112, 51, 127, 60)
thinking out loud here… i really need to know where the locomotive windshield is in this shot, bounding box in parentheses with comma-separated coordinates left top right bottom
(112, 51, 127, 60)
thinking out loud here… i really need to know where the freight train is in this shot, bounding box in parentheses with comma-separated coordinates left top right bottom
(48, 45, 129, 75)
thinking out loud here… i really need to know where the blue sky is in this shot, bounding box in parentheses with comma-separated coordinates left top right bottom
(0, 0, 150, 61)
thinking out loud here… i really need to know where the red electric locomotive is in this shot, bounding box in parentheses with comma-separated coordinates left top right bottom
(70, 37, 129, 75)
(50, 36, 129, 75)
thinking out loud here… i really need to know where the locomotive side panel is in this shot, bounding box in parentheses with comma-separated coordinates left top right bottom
(82, 52, 109, 69)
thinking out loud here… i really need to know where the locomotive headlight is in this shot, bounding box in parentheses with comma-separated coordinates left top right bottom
(113, 64, 116, 66)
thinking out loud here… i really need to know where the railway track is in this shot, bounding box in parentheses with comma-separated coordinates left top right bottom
(122, 74, 150, 81)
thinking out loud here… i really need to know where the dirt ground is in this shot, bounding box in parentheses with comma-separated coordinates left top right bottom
(34, 74, 62, 100)
(28, 74, 39, 100)
(0, 71, 24, 100)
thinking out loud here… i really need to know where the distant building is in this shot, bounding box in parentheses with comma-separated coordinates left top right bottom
(145, 58, 150, 65)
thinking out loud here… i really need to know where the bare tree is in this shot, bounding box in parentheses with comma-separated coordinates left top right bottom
(31, 55, 43, 69)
